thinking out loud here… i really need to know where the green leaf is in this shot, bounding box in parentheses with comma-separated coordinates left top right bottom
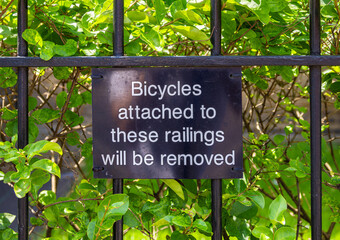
(14, 179, 31, 198)
(30, 159, 61, 178)
(1, 228, 17, 240)
(225, 214, 251, 239)
(279, 66, 294, 82)
(273, 135, 285, 145)
(66, 131, 80, 146)
(127, 11, 154, 23)
(54, 67, 72, 80)
(0, 213, 16, 230)
(269, 46, 291, 55)
(269, 66, 294, 82)
(82, 45, 98, 56)
(28, 96, 37, 112)
(259, 134, 269, 142)
(235, 0, 270, 24)
(193, 219, 211, 232)
(40, 41, 55, 61)
(245, 191, 265, 209)
(221, 12, 236, 41)
(174, 10, 204, 24)
(162, 179, 185, 200)
(289, 159, 309, 178)
(330, 81, 340, 93)
(153, 217, 172, 227)
(0, 67, 17, 88)
(125, 40, 142, 55)
(39, 190, 57, 205)
(252, 226, 272, 239)
(43, 206, 59, 226)
(233, 178, 247, 193)
(321, 5, 339, 18)
(171, 231, 189, 240)
(284, 125, 293, 135)
(30, 170, 50, 199)
(187, 0, 205, 8)
(255, 78, 269, 90)
(268, 195, 287, 222)
(268, 0, 287, 12)
(274, 227, 295, 240)
(10, 164, 30, 181)
(97, 194, 129, 219)
(172, 215, 191, 227)
(330, 175, 340, 185)
(263, 25, 283, 38)
(64, 110, 84, 127)
(81, 138, 93, 159)
(124, 210, 139, 228)
(30, 217, 44, 226)
(154, 0, 166, 23)
(69, 92, 84, 108)
(142, 199, 169, 218)
(56, 91, 68, 109)
(140, 27, 163, 51)
(182, 179, 197, 195)
(0, 25, 11, 39)
(170, 26, 212, 46)
(87, 220, 96, 240)
(1, 108, 17, 120)
(81, 91, 92, 105)
(78, 180, 97, 191)
(169, 0, 186, 16)
(22, 29, 43, 47)
(54, 39, 77, 57)
(31, 109, 60, 124)
(5, 120, 18, 138)
(28, 119, 39, 143)
(235, 28, 257, 39)
(3, 171, 14, 184)
(27, 140, 63, 159)
(230, 201, 258, 219)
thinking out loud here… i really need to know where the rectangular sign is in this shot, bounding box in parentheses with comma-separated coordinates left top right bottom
(92, 68, 243, 179)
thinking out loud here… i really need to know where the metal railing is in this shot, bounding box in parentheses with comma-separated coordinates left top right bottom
(1, 0, 340, 239)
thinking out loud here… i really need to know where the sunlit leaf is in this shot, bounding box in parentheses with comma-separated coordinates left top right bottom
(162, 179, 185, 200)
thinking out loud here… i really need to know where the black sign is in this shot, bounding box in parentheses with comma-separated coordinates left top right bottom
(92, 68, 243, 179)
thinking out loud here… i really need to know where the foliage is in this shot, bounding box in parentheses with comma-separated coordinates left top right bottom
(0, 0, 339, 239)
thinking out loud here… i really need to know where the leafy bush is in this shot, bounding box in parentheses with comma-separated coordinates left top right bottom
(0, 0, 339, 239)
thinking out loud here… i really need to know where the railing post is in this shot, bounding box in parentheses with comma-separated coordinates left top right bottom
(211, 0, 222, 239)
(310, 0, 322, 239)
(113, 0, 124, 239)
(17, 0, 29, 239)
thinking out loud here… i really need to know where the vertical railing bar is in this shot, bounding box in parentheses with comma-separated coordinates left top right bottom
(310, 0, 322, 239)
(310, 66, 322, 239)
(113, 179, 123, 240)
(211, 1, 222, 240)
(114, 0, 124, 57)
(17, 0, 29, 239)
(211, 180, 222, 240)
(211, 0, 221, 56)
(113, 0, 124, 239)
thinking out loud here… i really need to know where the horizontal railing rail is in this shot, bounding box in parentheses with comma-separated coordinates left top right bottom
(0, 55, 340, 67)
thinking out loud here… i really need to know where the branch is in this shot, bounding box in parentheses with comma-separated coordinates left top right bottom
(0, 0, 15, 20)
(43, 197, 102, 210)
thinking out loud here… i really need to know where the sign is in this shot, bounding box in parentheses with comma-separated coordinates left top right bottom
(92, 68, 243, 179)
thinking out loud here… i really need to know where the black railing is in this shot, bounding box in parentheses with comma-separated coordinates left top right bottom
(1, 0, 339, 239)
(17, 0, 29, 239)
(310, 0, 322, 239)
